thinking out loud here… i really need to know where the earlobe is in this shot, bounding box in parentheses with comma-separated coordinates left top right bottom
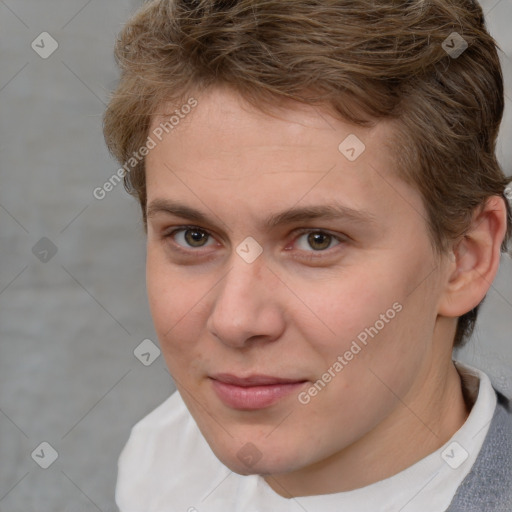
(439, 196, 508, 318)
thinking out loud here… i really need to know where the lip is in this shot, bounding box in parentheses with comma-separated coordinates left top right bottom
(211, 373, 307, 386)
(209, 373, 308, 410)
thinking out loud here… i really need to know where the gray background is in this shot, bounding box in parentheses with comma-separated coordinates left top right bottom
(0, 0, 511, 511)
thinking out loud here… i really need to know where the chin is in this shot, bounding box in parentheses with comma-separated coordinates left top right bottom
(220, 454, 291, 477)
(206, 436, 306, 477)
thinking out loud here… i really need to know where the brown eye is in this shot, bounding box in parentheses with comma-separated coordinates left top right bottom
(168, 227, 214, 249)
(183, 228, 209, 247)
(307, 232, 332, 251)
(294, 230, 341, 252)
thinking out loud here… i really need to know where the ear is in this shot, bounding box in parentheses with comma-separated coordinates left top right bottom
(438, 196, 508, 318)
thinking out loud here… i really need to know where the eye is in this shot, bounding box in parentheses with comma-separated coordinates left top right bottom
(166, 226, 216, 249)
(293, 230, 342, 253)
(162, 226, 346, 258)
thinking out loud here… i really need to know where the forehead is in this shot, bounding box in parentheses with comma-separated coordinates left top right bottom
(145, 86, 425, 232)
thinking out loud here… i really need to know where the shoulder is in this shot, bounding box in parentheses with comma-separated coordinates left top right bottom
(116, 390, 189, 488)
(115, 390, 227, 511)
(447, 390, 512, 512)
(128, 388, 187, 436)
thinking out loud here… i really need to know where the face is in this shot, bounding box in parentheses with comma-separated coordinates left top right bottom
(144, 85, 451, 491)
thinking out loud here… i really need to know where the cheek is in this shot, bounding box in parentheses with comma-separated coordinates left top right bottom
(290, 269, 403, 356)
(147, 276, 208, 381)
(146, 248, 172, 331)
(296, 256, 434, 384)
(146, 246, 206, 354)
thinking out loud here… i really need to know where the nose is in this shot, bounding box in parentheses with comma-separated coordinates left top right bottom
(206, 252, 286, 348)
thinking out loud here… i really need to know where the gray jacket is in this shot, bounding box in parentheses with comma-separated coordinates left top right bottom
(447, 390, 512, 511)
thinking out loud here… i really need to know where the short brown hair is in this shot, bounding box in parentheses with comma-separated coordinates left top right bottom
(103, 0, 512, 347)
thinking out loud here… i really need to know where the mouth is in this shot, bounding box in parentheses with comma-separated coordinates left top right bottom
(209, 373, 309, 410)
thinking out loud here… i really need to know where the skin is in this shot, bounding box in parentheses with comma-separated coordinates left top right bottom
(144, 84, 508, 497)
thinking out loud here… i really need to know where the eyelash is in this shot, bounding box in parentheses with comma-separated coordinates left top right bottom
(161, 225, 346, 259)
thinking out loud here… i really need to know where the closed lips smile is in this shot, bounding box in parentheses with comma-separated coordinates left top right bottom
(209, 374, 308, 409)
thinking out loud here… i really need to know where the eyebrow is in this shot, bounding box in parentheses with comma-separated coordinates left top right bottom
(146, 198, 377, 229)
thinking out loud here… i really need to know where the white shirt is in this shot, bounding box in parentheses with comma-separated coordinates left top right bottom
(116, 361, 497, 512)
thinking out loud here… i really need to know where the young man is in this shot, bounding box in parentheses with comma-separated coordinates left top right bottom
(103, 0, 512, 510)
